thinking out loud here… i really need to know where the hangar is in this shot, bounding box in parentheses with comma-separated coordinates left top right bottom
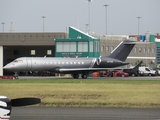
(0, 32, 67, 75)
(0, 27, 156, 76)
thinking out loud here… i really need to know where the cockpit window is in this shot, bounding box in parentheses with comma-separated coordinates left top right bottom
(14, 60, 23, 63)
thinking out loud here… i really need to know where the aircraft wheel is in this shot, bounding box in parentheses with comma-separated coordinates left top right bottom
(132, 74, 135, 77)
(73, 74, 79, 79)
(82, 74, 88, 79)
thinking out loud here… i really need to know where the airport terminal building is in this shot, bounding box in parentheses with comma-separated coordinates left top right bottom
(0, 27, 156, 76)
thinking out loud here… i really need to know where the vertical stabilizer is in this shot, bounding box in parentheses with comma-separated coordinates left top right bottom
(108, 40, 136, 61)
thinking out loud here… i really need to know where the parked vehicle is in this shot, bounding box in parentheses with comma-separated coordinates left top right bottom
(138, 67, 156, 76)
(153, 68, 160, 76)
(114, 71, 129, 77)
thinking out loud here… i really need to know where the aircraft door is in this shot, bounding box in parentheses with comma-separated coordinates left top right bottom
(27, 59, 32, 71)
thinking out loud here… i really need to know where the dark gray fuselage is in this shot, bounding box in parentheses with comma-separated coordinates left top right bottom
(4, 57, 128, 74)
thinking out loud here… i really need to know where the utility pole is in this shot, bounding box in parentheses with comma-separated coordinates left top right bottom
(86, 0, 92, 34)
(41, 16, 46, 32)
(137, 16, 141, 35)
(104, 4, 109, 35)
(1, 22, 5, 32)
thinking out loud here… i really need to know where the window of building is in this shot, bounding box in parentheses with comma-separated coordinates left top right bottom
(47, 50, 52, 55)
(78, 42, 88, 52)
(56, 42, 76, 52)
(148, 48, 150, 53)
(144, 48, 146, 53)
(70, 42, 76, 52)
(106, 46, 109, 51)
(90, 42, 93, 52)
(152, 48, 155, 53)
(139, 47, 142, 52)
(101, 46, 104, 52)
(135, 47, 137, 53)
(94, 41, 99, 52)
(31, 50, 36, 55)
(111, 46, 114, 52)
(64, 42, 70, 52)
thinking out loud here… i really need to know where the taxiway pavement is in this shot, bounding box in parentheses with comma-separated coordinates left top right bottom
(11, 107, 160, 120)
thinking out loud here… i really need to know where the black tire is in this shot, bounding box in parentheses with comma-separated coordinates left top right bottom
(73, 74, 79, 79)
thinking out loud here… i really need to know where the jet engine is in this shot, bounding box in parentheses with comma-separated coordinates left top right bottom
(0, 96, 11, 120)
(96, 56, 102, 65)
(0, 96, 41, 120)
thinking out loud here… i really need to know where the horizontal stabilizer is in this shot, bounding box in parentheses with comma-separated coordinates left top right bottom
(11, 98, 41, 107)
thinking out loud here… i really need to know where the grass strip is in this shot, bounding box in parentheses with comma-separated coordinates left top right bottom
(0, 79, 160, 108)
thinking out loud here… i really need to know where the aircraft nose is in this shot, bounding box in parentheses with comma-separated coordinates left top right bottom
(3, 64, 13, 71)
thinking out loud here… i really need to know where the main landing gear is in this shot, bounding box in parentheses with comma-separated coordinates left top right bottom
(72, 73, 88, 79)
(13, 72, 19, 79)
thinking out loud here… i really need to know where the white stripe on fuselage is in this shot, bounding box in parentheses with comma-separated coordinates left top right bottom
(89, 58, 96, 68)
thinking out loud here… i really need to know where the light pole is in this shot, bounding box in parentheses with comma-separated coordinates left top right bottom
(86, 0, 92, 34)
(137, 16, 141, 35)
(104, 4, 109, 35)
(41, 16, 46, 32)
(1, 22, 5, 32)
(85, 23, 89, 33)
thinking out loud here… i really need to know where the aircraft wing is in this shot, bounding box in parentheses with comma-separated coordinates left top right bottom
(58, 67, 124, 72)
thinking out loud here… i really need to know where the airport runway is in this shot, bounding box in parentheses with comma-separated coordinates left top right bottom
(11, 107, 160, 120)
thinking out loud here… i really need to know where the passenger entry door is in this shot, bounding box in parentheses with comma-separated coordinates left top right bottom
(27, 59, 32, 71)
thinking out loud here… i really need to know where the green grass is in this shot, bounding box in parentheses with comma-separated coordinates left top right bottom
(0, 79, 160, 108)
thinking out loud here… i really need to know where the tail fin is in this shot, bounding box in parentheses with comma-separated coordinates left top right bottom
(108, 40, 136, 61)
(133, 61, 143, 69)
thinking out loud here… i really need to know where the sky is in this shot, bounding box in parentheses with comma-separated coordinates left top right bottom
(0, 0, 159, 35)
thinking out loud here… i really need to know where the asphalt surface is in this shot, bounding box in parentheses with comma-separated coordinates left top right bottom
(11, 107, 160, 120)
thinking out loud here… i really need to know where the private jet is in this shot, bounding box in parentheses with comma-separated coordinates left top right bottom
(3, 40, 142, 79)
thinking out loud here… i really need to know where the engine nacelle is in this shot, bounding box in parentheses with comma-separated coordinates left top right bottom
(96, 56, 102, 65)
(0, 96, 11, 120)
